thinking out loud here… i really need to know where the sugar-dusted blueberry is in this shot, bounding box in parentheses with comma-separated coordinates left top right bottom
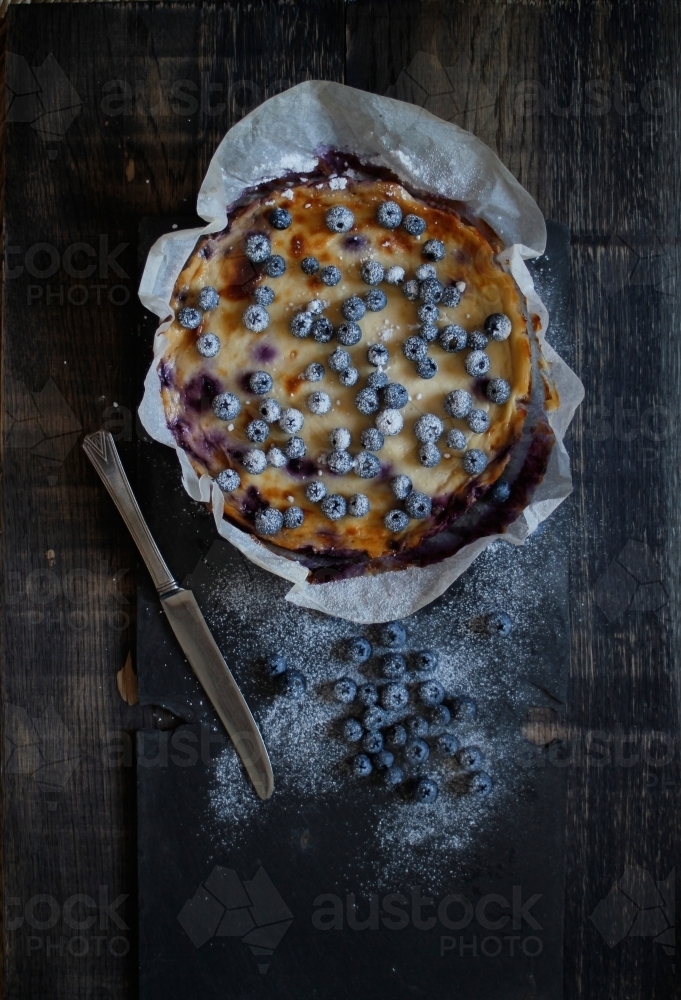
(321, 493, 347, 520)
(441, 285, 462, 308)
(374, 750, 395, 770)
(402, 213, 426, 236)
(382, 382, 409, 409)
(362, 730, 384, 755)
(246, 419, 269, 443)
(404, 738, 430, 765)
(358, 682, 378, 706)
(423, 239, 445, 261)
(486, 378, 511, 404)
(267, 446, 287, 468)
(365, 343, 388, 368)
(328, 450, 354, 475)
(385, 764, 404, 788)
(289, 311, 314, 338)
(405, 715, 429, 738)
(465, 350, 490, 377)
(416, 264, 436, 281)
(381, 652, 407, 677)
(485, 312, 512, 341)
(284, 506, 304, 529)
(268, 207, 292, 229)
(367, 370, 388, 390)
(391, 474, 412, 500)
(363, 706, 387, 730)
(447, 429, 467, 451)
(414, 414, 443, 443)
(360, 260, 384, 285)
(437, 733, 460, 756)
(243, 304, 270, 332)
(244, 233, 271, 262)
(341, 296, 366, 322)
(329, 427, 351, 450)
(243, 449, 268, 475)
(329, 348, 351, 372)
(417, 303, 440, 324)
(251, 285, 275, 306)
(352, 753, 373, 778)
(380, 682, 409, 712)
(467, 409, 490, 434)
(467, 330, 488, 351)
(311, 317, 334, 343)
(361, 427, 384, 451)
(354, 452, 380, 479)
(285, 436, 306, 460)
(385, 265, 405, 285)
(405, 491, 432, 519)
(339, 367, 359, 386)
(216, 469, 240, 493)
(320, 265, 342, 286)
(264, 653, 287, 677)
(402, 279, 419, 301)
(415, 777, 439, 802)
(429, 704, 451, 727)
(455, 745, 484, 770)
(450, 695, 477, 721)
(419, 278, 443, 304)
(375, 408, 404, 436)
(348, 493, 370, 517)
(342, 717, 363, 742)
(364, 289, 387, 312)
(439, 324, 467, 352)
(418, 680, 445, 706)
(488, 479, 511, 503)
(355, 387, 380, 415)
(178, 306, 202, 329)
(301, 256, 319, 275)
(305, 480, 327, 503)
(419, 442, 441, 467)
(468, 771, 493, 796)
(419, 323, 439, 344)
(326, 205, 355, 233)
(262, 255, 286, 277)
(416, 357, 438, 379)
(386, 724, 407, 749)
(444, 388, 473, 419)
(414, 649, 438, 672)
(402, 335, 428, 361)
(212, 392, 241, 421)
(347, 636, 372, 664)
(337, 321, 362, 346)
(462, 449, 488, 475)
(259, 397, 281, 422)
(248, 370, 273, 395)
(381, 621, 406, 648)
(376, 201, 403, 228)
(255, 506, 284, 534)
(197, 333, 220, 358)
(480, 610, 513, 636)
(197, 286, 219, 311)
(279, 408, 304, 434)
(384, 510, 408, 532)
(307, 390, 332, 415)
(304, 362, 325, 383)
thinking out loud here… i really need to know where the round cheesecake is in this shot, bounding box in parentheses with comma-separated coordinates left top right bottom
(158, 175, 540, 576)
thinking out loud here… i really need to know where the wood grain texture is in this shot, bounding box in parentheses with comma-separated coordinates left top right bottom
(1, 4, 343, 999)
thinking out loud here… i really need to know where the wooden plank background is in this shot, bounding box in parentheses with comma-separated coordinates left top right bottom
(2, 2, 678, 998)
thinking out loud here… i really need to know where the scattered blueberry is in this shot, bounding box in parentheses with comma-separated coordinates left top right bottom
(416, 264, 436, 280)
(243, 304, 270, 332)
(312, 317, 335, 343)
(279, 408, 304, 434)
(249, 371, 273, 395)
(450, 695, 477, 721)
(439, 324, 467, 352)
(462, 449, 488, 474)
(216, 469, 240, 492)
(259, 397, 282, 422)
(285, 436, 306, 459)
(361, 427, 384, 451)
(417, 302, 440, 324)
(413, 649, 438, 672)
(301, 256, 319, 274)
(305, 480, 327, 503)
(342, 717, 363, 742)
(365, 289, 388, 311)
(255, 506, 283, 534)
(348, 493, 370, 517)
(362, 730, 384, 755)
(401, 279, 419, 301)
(414, 777, 438, 803)
(385, 265, 406, 284)
(284, 506, 304, 529)
(419, 323, 439, 343)
(404, 491, 432, 519)
(441, 285, 462, 308)
(422, 239, 446, 261)
(467, 409, 490, 434)
(328, 348, 351, 372)
(327, 450, 354, 476)
(177, 306, 202, 329)
(304, 362, 325, 382)
(328, 428, 350, 450)
(384, 510, 409, 533)
(341, 296, 366, 322)
(391, 474, 412, 499)
(447, 429, 467, 450)
(429, 704, 452, 727)
(246, 419, 269, 443)
(339, 367, 359, 386)
(465, 350, 490, 377)
(360, 260, 384, 285)
(307, 390, 332, 415)
(376, 201, 403, 228)
(419, 442, 441, 467)
(366, 370, 389, 390)
(488, 479, 511, 503)
(486, 378, 511, 404)
(320, 265, 342, 286)
(366, 344, 389, 367)
(321, 494, 347, 520)
(289, 311, 314, 338)
(262, 255, 286, 277)
(196, 333, 220, 358)
(363, 706, 387, 730)
(381, 621, 407, 647)
(402, 336, 428, 361)
(418, 680, 445, 706)
(484, 313, 512, 341)
(326, 206, 355, 233)
(414, 414, 443, 443)
(437, 732, 460, 755)
(402, 214, 426, 236)
(404, 738, 430, 764)
(337, 321, 362, 346)
(333, 677, 357, 703)
(352, 753, 373, 778)
(374, 750, 395, 770)
(267, 447, 287, 468)
(480, 610, 513, 636)
(384, 764, 404, 787)
(381, 652, 407, 677)
(467, 329, 488, 350)
(468, 771, 493, 796)
(385, 724, 407, 749)
(405, 715, 429, 738)
(197, 286, 219, 311)
(455, 745, 484, 770)
(355, 387, 380, 415)
(251, 285, 275, 306)
(264, 653, 287, 677)
(347, 636, 372, 664)
(382, 383, 409, 409)
(375, 409, 404, 436)
(380, 683, 409, 712)
(419, 278, 443, 304)
(416, 357, 438, 379)
(268, 207, 292, 229)
(444, 389, 473, 419)
(212, 392, 241, 421)
(244, 233, 271, 262)
(355, 452, 380, 479)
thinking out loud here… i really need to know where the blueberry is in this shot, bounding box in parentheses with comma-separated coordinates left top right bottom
(439, 324, 467, 352)
(384, 764, 405, 787)
(419, 278, 443, 304)
(197, 286, 219, 311)
(405, 491, 432, 519)
(245, 233, 271, 262)
(419, 442, 441, 467)
(455, 745, 484, 770)
(386, 724, 407, 749)
(416, 264, 436, 280)
(375, 408, 404, 436)
(362, 730, 384, 755)
(360, 260, 384, 285)
(355, 387, 380, 415)
(363, 706, 387, 730)
(289, 311, 314, 338)
(321, 494, 347, 520)
(402, 336, 428, 361)
(419, 324, 439, 344)
(267, 447, 287, 468)
(320, 265, 342, 286)
(329, 427, 351, 450)
(178, 306, 202, 329)
(401, 279, 419, 301)
(361, 427, 384, 451)
(348, 493, 370, 517)
(216, 469, 240, 492)
(416, 357, 438, 379)
(352, 753, 373, 778)
(259, 397, 282, 423)
(366, 370, 389, 390)
(414, 414, 443, 443)
(381, 652, 407, 677)
(385, 510, 408, 532)
(339, 367, 359, 386)
(285, 436, 306, 459)
(196, 333, 220, 358)
(447, 429, 467, 451)
(251, 285, 275, 306)
(269, 207, 292, 229)
(484, 313, 512, 341)
(328, 450, 354, 475)
(380, 683, 409, 712)
(462, 449, 488, 474)
(382, 383, 409, 409)
(417, 303, 440, 324)
(385, 265, 406, 284)
(264, 653, 287, 677)
(429, 704, 452, 727)
(255, 506, 283, 534)
(468, 771, 493, 796)
(341, 296, 366, 322)
(212, 392, 241, 421)
(466, 331, 487, 353)
(450, 695, 477, 721)
(376, 201, 403, 228)
(347, 636, 372, 664)
(423, 239, 446, 261)
(305, 480, 327, 503)
(402, 214, 426, 236)
(405, 715, 429, 739)
(441, 285, 462, 308)
(343, 718, 363, 742)
(488, 479, 511, 503)
(418, 680, 445, 706)
(326, 206, 355, 233)
(355, 452, 380, 479)
(486, 378, 511, 404)
(465, 350, 490, 377)
(467, 409, 490, 434)
(284, 506, 304, 529)
(444, 389, 472, 419)
(249, 370, 273, 395)
(414, 649, 438, 672)
(328, 348, 351, 372)
(437, 732, 460, 755)
(365, 289, 388, 311)
(279, 408, 304, 434)
(312, 317, 335, 343)
(337, 321, 362, 346)
(262, 255, 286, 277)
(307, 390, 332, 415)
(413, 777, 438, 803)
(246, 419, 269, 443)
(301, 256, 319, 274)
(404, 738, 430, 764)
(391, 474, 412, 499)
(381, 621, 406, 647)
(374, 750, 395, 770)
(367, 343, 389, 367)
(304, 362, 325, 382)
(481, 610, 513, 636)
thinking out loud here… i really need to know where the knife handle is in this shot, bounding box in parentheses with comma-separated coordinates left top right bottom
(83, 430, 179, 597)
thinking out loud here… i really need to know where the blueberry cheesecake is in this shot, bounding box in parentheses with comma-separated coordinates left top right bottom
(158, 175, 553, 581)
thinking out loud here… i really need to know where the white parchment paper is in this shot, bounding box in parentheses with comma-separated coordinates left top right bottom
(138, 81, 583, 623)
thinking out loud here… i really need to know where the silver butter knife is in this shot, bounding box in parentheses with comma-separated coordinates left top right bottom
(83, 430, 274, 800)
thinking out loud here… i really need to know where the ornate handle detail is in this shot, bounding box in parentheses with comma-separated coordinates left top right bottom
(82, 430, 178, 596)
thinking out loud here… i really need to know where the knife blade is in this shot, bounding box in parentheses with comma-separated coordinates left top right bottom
(82, 429, 274, 800)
